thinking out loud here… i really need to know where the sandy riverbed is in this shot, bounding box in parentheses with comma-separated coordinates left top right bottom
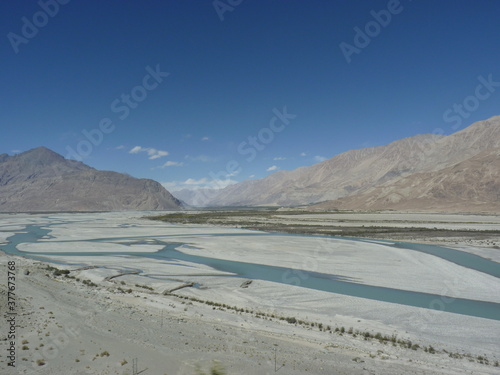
(0, 212, 499, 374)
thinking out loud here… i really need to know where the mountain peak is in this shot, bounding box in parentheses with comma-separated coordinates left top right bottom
(0, 146, 183, 212)
(197, 116, 500, 210)
(19, 146, 65, 162)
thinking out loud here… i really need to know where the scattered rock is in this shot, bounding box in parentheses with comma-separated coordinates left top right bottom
(240, 280, 253, 288)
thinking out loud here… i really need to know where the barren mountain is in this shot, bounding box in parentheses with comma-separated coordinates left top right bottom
(0, 147, 183, 212)
(192, 116, 500, 210)
(312, 148, 500, 212)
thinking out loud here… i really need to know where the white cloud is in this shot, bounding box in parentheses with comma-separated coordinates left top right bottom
(129, 146, 169, 160)
(273, 156, 286, 161)
(162, 177, 238, 192)
(267, 165, 279, 172)
(149, 151, 169, 160)
(115, 145, 125, 150)
(11, 150, 21, 154)
(184, 178, 209, 185)
(160, 161, 184, 168)
(249, 175, 255, 178)
(201, 136, 210, 141)
(300, 152, 307, 157)
(314, 155, 327, 162)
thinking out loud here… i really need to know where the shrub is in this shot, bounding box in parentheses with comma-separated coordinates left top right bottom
(83, 279, 97, 287)
(195, 362, 226, 375)
(54, 269, 70, 276)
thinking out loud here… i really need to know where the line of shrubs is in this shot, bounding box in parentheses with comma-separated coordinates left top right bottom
(171, 293, 497, 366)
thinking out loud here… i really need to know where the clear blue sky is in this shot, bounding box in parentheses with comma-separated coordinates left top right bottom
(2, 0, 499, 191)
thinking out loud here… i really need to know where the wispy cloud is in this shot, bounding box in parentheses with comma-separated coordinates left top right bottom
(201, 136, 210, 141)
(162, 177, 238, 191)
(160, 161, 184, 168)
(300, 152, 307, 157)
(129, 146, 169, 160)
(273, 156, 286, 161)
(267, 165, 279, 172)
(314, 155, 327, 162)
(115, 145, 125, 150)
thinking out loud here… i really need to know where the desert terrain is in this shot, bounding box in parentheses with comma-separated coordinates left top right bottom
(1, 211, 499, 374)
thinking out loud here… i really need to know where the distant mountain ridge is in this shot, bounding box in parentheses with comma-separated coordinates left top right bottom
(177, 116, 500, 212)
(0, 147, 183, 212)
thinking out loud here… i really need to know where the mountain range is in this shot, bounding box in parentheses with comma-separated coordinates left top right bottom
(175, 116, 500, 212)
(0, 147, 182, 212)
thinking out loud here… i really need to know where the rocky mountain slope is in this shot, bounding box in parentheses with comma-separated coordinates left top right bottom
(0, 147, 183, 212)
(186, 116, 500, 211)
(312, 147, 500, 212)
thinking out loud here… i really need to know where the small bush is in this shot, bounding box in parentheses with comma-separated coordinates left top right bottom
(54, 269, 70, 276)
(83, 279, 97, 287)
(195, 362, 226, 375)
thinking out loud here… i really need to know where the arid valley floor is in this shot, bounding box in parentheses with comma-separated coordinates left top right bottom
(1, 211, 499, 374)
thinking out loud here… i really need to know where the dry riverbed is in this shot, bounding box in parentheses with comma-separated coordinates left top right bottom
(151, 210, 500, 261)
(0, 211, 499, 374)
(1, 252, 499, 375)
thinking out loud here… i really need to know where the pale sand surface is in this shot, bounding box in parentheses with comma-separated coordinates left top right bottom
(200, 211, 500, 261)
(2, 253, 499, 375)
(275, 212, 500, 226)
(1, 212, 499, 374)
(14, 221, 500, 303)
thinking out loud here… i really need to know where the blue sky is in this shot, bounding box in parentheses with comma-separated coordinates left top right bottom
(2, 0, 500, 191)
